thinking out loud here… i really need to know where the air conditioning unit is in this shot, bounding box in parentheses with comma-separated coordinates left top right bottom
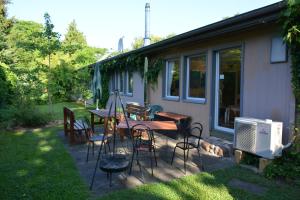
(234, 117, 283, 159)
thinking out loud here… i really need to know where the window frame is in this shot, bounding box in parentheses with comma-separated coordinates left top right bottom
(183, 53, 207, 104)
(164, 59, 180, 101)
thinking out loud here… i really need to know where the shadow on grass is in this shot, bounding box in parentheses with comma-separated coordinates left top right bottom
(0, 126, 89, 200)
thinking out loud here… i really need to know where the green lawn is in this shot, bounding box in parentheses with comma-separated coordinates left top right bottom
(98, 166, 300, 200)
(37, 101, 95, 120)
(0, 126, 89, 200)
(0, 102, 299, 200)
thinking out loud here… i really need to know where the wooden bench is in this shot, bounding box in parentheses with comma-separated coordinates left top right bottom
(63, 107, 86, 144)
(125, 103, 149, 121)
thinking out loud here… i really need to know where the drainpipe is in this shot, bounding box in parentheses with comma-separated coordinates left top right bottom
(143, 3, 150, 106)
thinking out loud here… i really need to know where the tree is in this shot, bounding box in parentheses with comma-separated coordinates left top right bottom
(0, 0, 15, 107)
(7, 20, 47, 103)
(62, 20, 87, 54)
(131, 34, 176, 49)
(41, 13, 60, 112)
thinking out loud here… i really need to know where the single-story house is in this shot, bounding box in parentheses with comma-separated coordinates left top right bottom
(91, 1, 295, 143)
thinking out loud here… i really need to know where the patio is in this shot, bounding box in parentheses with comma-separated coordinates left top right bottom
(58, 127, 235, 197)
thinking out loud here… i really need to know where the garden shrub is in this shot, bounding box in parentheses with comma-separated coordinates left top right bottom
(264, 148, 300, 182)
(0, 103, 51, 128)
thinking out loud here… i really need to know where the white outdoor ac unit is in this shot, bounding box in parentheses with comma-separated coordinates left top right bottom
(234, 117, 283, 159)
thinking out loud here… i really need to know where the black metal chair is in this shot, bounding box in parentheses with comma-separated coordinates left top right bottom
(147, 104, 163, 121)
(129, 124, 157, 176)
(83, 117, 110, 162)
(171, 122, 204, 173)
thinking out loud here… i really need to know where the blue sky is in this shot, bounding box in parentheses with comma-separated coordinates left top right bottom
(8, 0, 280, 50)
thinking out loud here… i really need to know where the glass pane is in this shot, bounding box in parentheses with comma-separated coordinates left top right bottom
(128, 72, 133, 93)
(188, 55, 206, 98)
(111, 74, 115, 91)
(120, 73, 124, 92)
(167, 60, 180, 97)
(218, 48, 241, 129)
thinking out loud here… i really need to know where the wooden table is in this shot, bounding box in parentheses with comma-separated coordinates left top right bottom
(89, 109, 120, 132)
(154, 112, 190, 121)
(154, 112, 191, 139)
(117, 120, 177, 131)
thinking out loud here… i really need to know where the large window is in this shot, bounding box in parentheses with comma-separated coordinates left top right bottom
(185, 54, 206, 102)
(165, 59, 180, 99)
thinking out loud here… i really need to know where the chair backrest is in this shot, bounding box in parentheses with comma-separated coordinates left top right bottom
(148, 104, 163, 120)
(184, 122, 203, 148)
(131, 124, 155, 148)
(189, 122, 203, 139)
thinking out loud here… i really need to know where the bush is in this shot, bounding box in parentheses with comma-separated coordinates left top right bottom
(264, 150, 300, 181)
(0, 104, 52, 128)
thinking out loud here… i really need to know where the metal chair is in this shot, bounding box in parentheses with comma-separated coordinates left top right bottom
(129, 124, 158, 176)
(147, 104, 163, 120)
(171, 122, 204, 173)
(83, 116, 110, 162)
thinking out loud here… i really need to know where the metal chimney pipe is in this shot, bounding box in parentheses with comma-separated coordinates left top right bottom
(144, 3, 150, 46)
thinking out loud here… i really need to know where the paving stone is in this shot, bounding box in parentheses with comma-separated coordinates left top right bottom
(58, 129, 235, 197)
(228, 179, 267, 195)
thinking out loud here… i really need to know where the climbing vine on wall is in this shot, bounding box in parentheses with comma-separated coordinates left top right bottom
(97, 54, 164, 107)
(281, 0, 300, 101)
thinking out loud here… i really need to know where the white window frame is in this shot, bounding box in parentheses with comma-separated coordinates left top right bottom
(165, 59, 180, 100)
(185, 55, 206, 103)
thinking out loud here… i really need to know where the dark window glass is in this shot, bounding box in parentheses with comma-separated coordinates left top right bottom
(188, 55, 206, 98)
(166, 60, 180, 97)
(128, 72, 133, 94)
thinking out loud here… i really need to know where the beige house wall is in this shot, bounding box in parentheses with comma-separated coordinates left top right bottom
(148, 24, 295, 141)
(106, 72, 145, 108)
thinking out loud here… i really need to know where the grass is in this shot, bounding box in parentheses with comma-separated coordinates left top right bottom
(37, 101, 95, 121)
(98, 166, 300, 200)
(0, 126, 89, 200)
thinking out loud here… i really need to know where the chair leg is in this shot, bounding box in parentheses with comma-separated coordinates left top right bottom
(153, 146, 158, 167)
(109, 172, 112, 187)
(92, 142, 95, 156)
(107, 141, 111, 152)
(136, 149, 139, 165)
(150, 149, 153, 176)
(86, 143, 90, 162)
(171, 146, 177, 165)
(129, 149, 135, 175)
(197, 148, 204, 171)
(184, 149, 187, 174)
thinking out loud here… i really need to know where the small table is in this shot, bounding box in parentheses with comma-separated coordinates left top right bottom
(89, 109, 120, 132)
(154, 112, 191, 139)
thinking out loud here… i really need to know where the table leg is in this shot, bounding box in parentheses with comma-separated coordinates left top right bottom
(91, 113, 95, 132)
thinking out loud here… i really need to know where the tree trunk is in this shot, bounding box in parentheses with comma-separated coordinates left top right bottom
(47, 53, 53, 114)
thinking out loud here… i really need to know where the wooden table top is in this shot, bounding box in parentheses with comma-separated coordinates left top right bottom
(155, 112, 190, 121)
(117, 120, 177, 131)
(89, 109, 121, 118)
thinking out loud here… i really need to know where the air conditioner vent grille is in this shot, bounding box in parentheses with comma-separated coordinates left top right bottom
(235, 121, 257, 153)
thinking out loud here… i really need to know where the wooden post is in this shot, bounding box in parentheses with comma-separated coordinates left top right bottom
(234, 150, 243, 164)
(69, 111, 75, 144)
(259, 158, 272, 173)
